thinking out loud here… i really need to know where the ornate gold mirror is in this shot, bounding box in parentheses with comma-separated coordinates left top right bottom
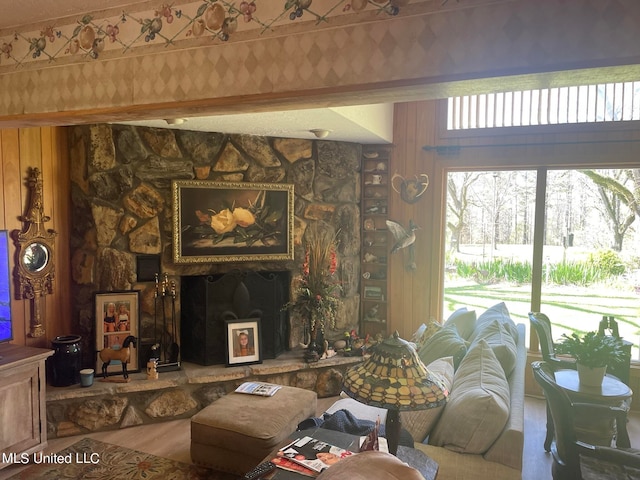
(14, 168, 56, 338)
(22, 242, 50, 272)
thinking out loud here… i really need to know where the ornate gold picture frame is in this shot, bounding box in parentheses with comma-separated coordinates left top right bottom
(172, 181, 294, 264)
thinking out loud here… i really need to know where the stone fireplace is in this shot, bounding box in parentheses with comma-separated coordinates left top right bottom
(68, 125, 362, 368)
(181, 270, 290, 365)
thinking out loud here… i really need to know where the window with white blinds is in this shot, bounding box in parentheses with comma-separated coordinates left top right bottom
(447, 82, 640, 130)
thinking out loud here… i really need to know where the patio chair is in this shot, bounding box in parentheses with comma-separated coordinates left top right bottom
(531, 361, 639, 480)
(529, 312, 576, 451)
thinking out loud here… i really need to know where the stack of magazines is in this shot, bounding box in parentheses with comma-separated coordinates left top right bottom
(274, 435, 357, 475)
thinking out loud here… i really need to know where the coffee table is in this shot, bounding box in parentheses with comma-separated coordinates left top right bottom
(265, 428, 438, 480)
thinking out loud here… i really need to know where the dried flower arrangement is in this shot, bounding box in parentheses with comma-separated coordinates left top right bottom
(284, 222, 342, 341)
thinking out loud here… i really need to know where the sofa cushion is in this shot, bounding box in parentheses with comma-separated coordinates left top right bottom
(443, 307, 476, 340)
(401, 356, 455, 442)
(428, 340, 510, 455)
(473, 302, 518, 341)
(470, 319, 518, 376)
(316, 450, 426, 480)
(411, 320, 442, 349)
(417, 324, 468, 370)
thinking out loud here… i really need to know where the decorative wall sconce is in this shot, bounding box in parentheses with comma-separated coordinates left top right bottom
(14, 168, 57, 338)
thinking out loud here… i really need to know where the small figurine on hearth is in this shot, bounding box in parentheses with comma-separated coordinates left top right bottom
(147, 359, 158, 380)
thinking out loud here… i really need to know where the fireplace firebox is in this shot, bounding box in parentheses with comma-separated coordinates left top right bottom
(180, 271, 290, 366)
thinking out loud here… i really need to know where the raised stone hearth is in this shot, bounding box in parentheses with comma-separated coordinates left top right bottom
(45, 350, 363, 439)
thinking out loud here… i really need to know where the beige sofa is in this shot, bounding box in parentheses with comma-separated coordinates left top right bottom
(413, 321, 525, 480)
(327, 305, 525, 480)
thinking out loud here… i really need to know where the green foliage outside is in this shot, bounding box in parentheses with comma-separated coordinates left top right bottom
(587, 249, 626, 277)
(443, 281, 640, 361)
(450, 249, 627, 287)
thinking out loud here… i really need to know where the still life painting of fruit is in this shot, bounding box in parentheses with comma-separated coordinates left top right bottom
(173, 181, 294, 263)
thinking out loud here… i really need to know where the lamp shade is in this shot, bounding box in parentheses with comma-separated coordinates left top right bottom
(343, 331, 448, 411)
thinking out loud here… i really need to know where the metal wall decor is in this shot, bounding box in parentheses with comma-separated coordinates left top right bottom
(13, 167, 57, 338)
(391, 173, 429, 204)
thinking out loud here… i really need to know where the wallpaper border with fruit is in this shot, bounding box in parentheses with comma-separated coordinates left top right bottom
(0, 0, 458, 71)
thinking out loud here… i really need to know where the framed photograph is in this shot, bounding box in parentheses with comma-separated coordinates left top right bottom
(172, 181, 294, 264)
(94, 291, 140, 377)
(364, 285, 383, 300)
(225, 318, 262, 367)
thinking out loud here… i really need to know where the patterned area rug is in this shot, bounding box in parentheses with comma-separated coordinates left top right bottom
(6, 438, 236, 480)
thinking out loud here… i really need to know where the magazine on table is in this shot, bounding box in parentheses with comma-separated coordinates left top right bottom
(234, 382, 282, 397)
(270, 455, 317, 477)
(279, 435, 356, 472)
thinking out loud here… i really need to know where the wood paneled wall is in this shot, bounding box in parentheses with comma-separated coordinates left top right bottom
(0, 127, 72, 348)
(388, 101, 640, 336)
(387, 101, 443, 338)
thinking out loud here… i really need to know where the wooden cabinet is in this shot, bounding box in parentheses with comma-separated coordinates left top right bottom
(0, 344, 53, 469)
(360, 145, 392, 338)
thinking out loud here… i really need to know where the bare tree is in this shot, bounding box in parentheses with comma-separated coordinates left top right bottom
(447, 172, 481, 252)
(579, 169, 640, 251)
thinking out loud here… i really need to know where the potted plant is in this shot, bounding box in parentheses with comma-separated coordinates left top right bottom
(555, 331, 626, 386)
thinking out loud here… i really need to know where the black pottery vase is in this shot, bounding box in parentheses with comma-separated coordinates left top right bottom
(50, 335, 82, 387)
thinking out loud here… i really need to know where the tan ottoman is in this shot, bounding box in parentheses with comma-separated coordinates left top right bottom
(191, 385, 317, 475)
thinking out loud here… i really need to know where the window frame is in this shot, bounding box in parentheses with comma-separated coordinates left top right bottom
(433, 99, 640, 356)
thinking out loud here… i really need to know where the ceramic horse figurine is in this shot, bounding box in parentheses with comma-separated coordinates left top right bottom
(99, 335, 137, 379)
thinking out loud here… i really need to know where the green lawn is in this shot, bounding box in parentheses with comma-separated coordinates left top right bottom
(444, 281, 640, 360)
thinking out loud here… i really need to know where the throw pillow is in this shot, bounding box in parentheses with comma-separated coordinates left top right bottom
(470, 319, 517, 376)
(473, 302, 519, 341)
(417, 324, 468, 370)
(401, 356, 455, 442)
(411, 320, 442, 349)
(443, 307, 477, 340)
(428, 339, 510, 455)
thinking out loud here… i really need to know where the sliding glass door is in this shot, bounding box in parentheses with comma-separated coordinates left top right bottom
(444, 168, 640, 360)
(443, 170, 536, 337)
(539, 169, 640, 359)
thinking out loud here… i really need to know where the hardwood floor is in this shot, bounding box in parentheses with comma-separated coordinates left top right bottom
(1, 395, 639, 480)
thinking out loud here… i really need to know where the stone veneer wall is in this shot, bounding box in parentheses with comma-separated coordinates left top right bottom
(68, 125, 362, 367)
(46, 355, 362, 439)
